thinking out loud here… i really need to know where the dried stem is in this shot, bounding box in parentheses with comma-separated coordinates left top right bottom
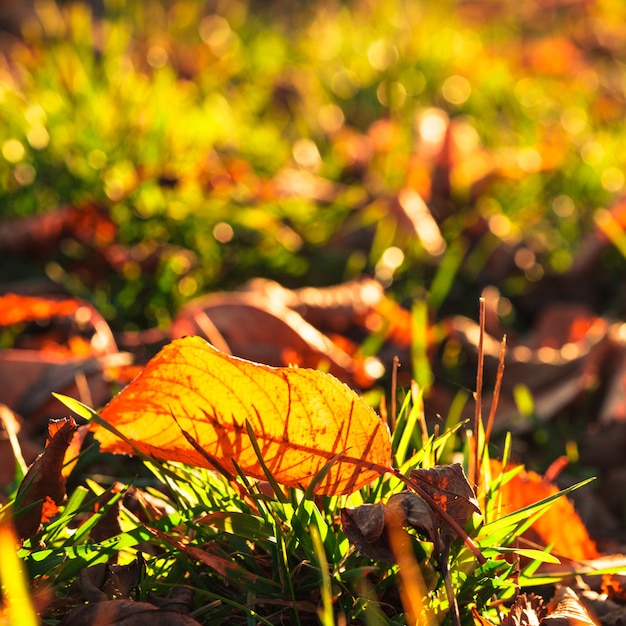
(484, 334, 507, 453)
(390, 355, 400, 432)
(473, 297, 486, 491)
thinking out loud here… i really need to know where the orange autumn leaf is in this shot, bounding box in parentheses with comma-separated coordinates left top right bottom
(491, 460, 598, 562)
(0, 294, 81, 326)
(94, 336, 392, 496)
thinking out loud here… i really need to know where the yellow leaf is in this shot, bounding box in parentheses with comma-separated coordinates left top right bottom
(94, 336, 392, 495)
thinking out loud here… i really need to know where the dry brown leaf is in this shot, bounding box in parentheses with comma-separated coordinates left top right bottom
(94, 336, 392, 496)
(77, 557, 145, 602)
(341, 491, 441, 562)
(543, 586, 598, 626)
(449, 305, 610, 433)
(501, 592, 547, 625)
(0, 350, 132, 428)
(15, 418, 77, 539)
(58, 599, 202, 626)
(170, 291, 368, 385)
(409, 463, 481, 537)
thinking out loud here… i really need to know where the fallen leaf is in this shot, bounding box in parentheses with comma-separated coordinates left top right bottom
(0, 204, 113, 257)
(94, 336, 392, 496)
(77, 556, 145, 602)
(170, 291, 370, 386)
(602, 573, 626, 603)
(500, 592, 547, 625)
(0, 294, 81, 326)
(0, 350, 132, 429)
(543, 586, 598, 626)
(341, 491, 441, 562)
(490, 460, 599, 562)
(57, 599, 202, 626)
(449, 304, 610, 433)
(340, 503, 395, 562)
(15, 418, 77, 539)
(409, 463, 481, 537)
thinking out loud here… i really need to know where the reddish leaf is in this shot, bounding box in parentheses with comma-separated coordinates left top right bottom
(0, 294, 81, 327)
(15, 418, 77, 539)
(490, 460, 599, 561)
(94, 336, 392, 496)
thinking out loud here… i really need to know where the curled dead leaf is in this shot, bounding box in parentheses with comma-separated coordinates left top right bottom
(409, 463, 481, 537)
(94, 336, 392, 496)
(15, 417, 78, 539)
(500, 593, 547, 626)
(77, 557, 145, 602)
(58, 599, 202, 626)
(543, 586, 598, 626)
(341, 491, 444, 563)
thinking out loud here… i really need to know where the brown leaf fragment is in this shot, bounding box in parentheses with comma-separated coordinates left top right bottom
(147, 587, 194, 612)
(170, 291, 376, 388)
(15, 417, 77, 539)
(501, 593, 547, 625)
(340, 503, 394, 561)
(58, 599, 203, 626)
(386, 491, 442, 554)
(542, 586, 599, 626)
(409, 463, 481, 536)
(341, 491, 440, 562)
(77, 556, 145, 602)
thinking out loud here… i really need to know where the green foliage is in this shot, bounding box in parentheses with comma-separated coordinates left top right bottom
(3, 0, 626, 328)
(3, 1, 626, 620)
(7, 389, 609, 625)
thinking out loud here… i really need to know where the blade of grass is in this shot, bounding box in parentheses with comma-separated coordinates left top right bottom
(411, 299, 433, 393)
(245, 416, 289, 503)
(310, 522, 334, 626)
(478, 477, 596, 548)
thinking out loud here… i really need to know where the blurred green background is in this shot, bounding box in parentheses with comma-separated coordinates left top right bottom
(2, 0, 625, 331)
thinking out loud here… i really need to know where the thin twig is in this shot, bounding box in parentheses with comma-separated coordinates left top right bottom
(391, 355, 400, 432)
(484, 334, 507, 452)
(473, 297, 486, 491)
